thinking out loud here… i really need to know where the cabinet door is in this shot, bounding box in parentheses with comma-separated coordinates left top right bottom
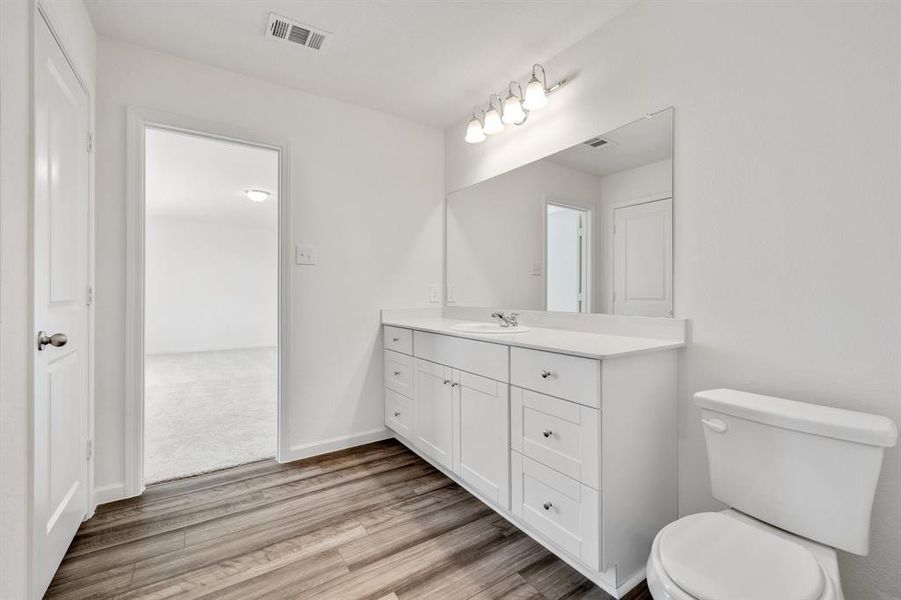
(454, 370, 510, 509)
(413, 358, 454, 469)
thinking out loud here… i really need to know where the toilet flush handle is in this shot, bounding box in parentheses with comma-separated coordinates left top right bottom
(701, 418, 728, 433)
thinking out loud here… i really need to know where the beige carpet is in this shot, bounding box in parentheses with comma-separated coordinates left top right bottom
(144, 347, 277, 483)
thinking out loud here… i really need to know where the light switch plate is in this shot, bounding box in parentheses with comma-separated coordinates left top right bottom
(429, 284, 441, 303)
(296, 244, 317, 266)
(446, 285, 456, 304)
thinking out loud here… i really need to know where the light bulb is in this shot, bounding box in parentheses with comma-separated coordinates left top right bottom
(502, 93, 525, 124)
(523, 76, 548, 111)
(464, 117, 486, 143)
(482, 107, 504, 135)
(244, 189, 270, 202)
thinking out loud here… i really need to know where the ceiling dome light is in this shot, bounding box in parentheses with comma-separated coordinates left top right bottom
(523, 64, 548, 111)
(482, 95, 504, 135)
(464, 108, 486, 143)
(244, 189, 270, 203)
(502, 81, 526, 125)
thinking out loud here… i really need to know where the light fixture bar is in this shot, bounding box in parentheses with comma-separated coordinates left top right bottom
(464, 63, 563, 143)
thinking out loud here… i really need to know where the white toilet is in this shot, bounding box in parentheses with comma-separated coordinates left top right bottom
(647, 388, 898, 600)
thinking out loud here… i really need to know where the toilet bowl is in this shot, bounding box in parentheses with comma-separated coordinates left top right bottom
(646, 389, 897, 600)
(646, 510, 841, 600)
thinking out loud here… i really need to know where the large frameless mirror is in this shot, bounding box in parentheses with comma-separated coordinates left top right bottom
(446, 107, 674, 316)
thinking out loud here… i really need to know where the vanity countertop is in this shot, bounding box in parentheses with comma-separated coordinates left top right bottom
(381, 316, 684, 360)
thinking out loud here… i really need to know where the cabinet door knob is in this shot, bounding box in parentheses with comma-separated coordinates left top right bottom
(392, 337, 400, 342)
(542, 429, 553, 438)
(393, 370, 400, 376)
(443, 379, 450, 385)
(540, 369, 552, 379)
(393, 410, 401, 417)
(450, 382, 458, 388)
(543, 501, 553, 511)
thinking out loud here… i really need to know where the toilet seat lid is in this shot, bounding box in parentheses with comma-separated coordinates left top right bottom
(658, 512, 825, 600)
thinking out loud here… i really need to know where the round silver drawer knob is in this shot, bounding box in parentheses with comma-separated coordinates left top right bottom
(393, 410, 401, 417)
(540, 369, 552, 379)
(543, 501, 553, 511)
(392, 337, 400, 342)
(542, 429, 553, 438)
(393, 370, 400, 376)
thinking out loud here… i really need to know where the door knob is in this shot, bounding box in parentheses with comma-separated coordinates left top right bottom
(37, 331, 67, 351)
(542, 429, 553, 438)
(540, 369, 552, 379)
(543, 501, 553, 511)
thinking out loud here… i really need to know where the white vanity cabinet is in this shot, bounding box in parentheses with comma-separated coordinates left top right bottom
(454, 370, 510, 508)
(412, 358, 454, 469)
(382, 321, 678, 599)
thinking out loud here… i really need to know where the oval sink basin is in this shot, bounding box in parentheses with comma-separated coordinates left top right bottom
(451, 322, 531, 334)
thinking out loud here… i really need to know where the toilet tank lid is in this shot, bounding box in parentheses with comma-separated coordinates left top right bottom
(694, 389, 898, 448)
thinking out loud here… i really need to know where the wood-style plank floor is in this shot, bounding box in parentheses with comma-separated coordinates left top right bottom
(47, 439, 651, 600)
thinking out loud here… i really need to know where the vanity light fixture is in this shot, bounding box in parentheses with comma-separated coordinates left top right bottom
(482, 94, 505, 135)
(244, 189, 270, 203)
(463, 63, 564, 142)
(465, 107, 487, 144)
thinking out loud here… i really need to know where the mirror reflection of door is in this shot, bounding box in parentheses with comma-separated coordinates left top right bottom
(613, 197, 673, 316)
(546, 203, 589, 313)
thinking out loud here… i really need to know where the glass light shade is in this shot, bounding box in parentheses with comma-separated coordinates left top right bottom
(464, 117, 486, 143)
(523, 76, 548, 111)
(244, 189, 270, 202)
(502, 94, 525, 124)
(482, 107, 504, 135)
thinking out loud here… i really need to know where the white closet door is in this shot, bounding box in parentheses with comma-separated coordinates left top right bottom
(613, 198, 672, 317)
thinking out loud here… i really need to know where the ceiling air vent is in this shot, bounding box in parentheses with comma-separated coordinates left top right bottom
(583, 136, 614, 149)
(266, 13, 330, 52)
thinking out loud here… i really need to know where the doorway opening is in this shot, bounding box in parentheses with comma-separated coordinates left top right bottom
(142, 127, 279, 483)
(546, 203, 590, 313)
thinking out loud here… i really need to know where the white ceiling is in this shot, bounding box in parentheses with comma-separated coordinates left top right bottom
(546, 108, 673, 177)
(145, 127, 279, 228)
(84, 0, 635, 127)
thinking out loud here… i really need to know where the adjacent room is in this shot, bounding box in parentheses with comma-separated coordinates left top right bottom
(1, 1, 898, 600)
(143, 127, 279, 483)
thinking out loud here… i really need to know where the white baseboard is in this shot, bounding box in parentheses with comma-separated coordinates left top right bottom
(282, 427, 393, 463)
(93, 482, 127, 507)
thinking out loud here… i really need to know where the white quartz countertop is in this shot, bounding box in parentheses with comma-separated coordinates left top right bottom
(381, 316, 684, 360)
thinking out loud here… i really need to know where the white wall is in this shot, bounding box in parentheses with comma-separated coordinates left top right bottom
(94, 40, 444, 494)
(446, 159, 601, 309)
(145, 217, 278, 354)
(598, 159, 672, 313)
(0, 2, 95, 598)
(445, 3, 901, 599)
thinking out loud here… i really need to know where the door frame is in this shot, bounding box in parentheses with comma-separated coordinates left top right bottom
(30, 0, 97, 589)
(124, 107, 291, 497)
(543, 196, 591, 313)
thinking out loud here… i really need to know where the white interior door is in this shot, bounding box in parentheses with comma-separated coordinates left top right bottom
(546, 204, 589, 313)
(33, 14, 91, 597)
(613, 198, 673, 317)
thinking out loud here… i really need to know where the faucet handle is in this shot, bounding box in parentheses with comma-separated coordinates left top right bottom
(508, 313, 520, 326)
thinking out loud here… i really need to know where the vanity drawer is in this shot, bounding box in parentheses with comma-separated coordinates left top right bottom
(512, 452, 600, 569)
(510, 347, 599, 408)
(385, 388, 413, 437)
(384, 350, 413, 397)
(414, 331, 508, 382)
(384, 326, 413, 355)
(511, 388, 599, 489)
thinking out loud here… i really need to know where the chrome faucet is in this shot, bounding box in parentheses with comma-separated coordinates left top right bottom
(491, 311, 520, 327)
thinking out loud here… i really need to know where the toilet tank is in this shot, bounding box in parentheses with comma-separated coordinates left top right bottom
(694, 389, 897, 555)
